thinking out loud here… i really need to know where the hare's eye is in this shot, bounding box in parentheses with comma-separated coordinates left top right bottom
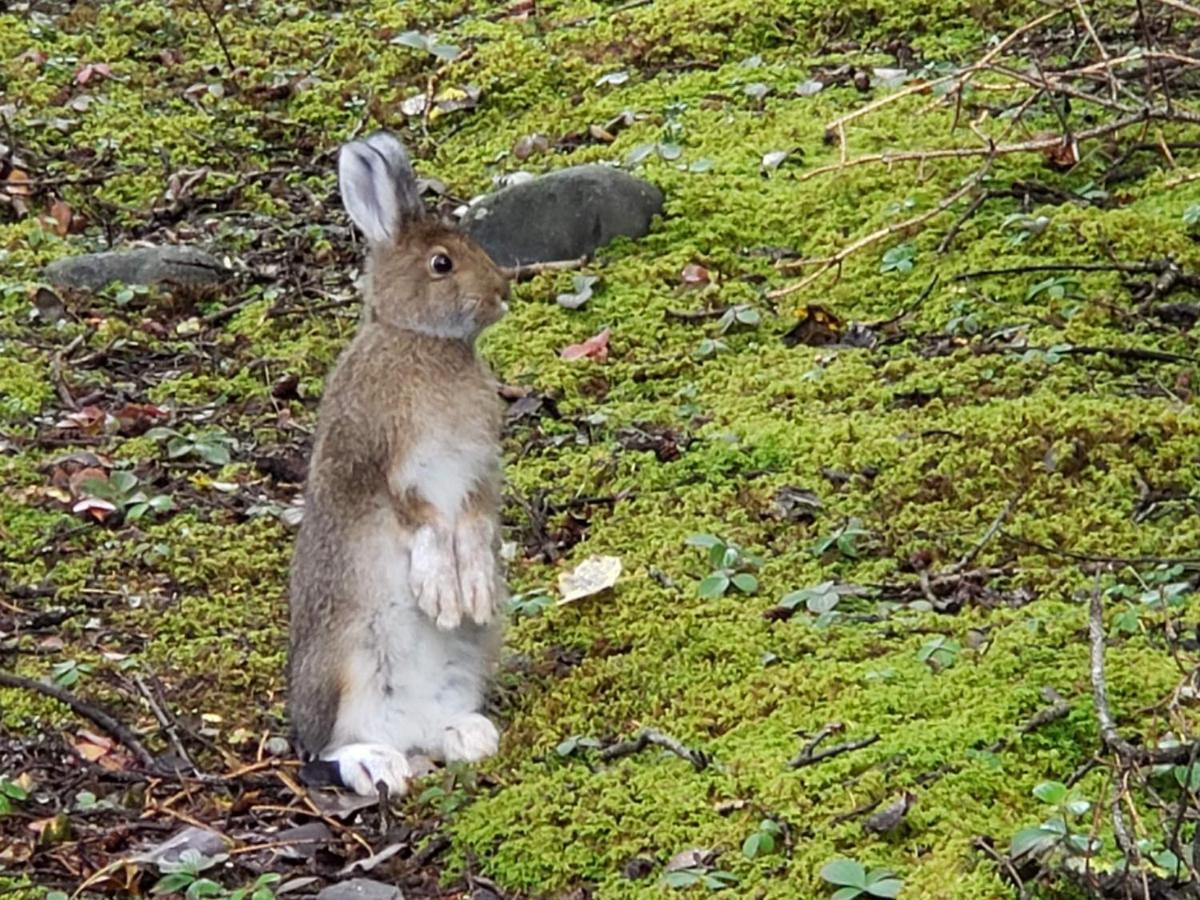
(430, 253, 454, 275)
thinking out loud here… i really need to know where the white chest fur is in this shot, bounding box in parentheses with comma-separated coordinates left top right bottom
(390, 431, 493, 519)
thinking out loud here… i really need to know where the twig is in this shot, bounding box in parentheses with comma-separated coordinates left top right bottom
(948, 492, 1022, 574)
(1085, 581, 1199, 764)
(501, 256, 589, 280)
(1158, 0, 1200, 16)
(936, 189, 992, 254)
(0, 670, 156, 769)
(955, 259, 1182, 280)
(1059, 344, 1196, 365)
(664, 306, 730, 321)
(821, 7, 1067, 153)
(769, 162, 991, 299)
(191, 0, 238, 82)
(795, 109, 1193, 185)
(789, 729, 880, 768)
(1017, 687, 1071, 734)
(132, 674, 199, 775)
(974, 837, 1030, 899)
(1073, 0, 1121, 103)
(1001, 531, 1200, 567)
(599, 728, 709, 771)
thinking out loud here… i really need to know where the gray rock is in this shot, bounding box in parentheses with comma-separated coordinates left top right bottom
(316, 878, 404, 900)
(462, 165, 663, 267)
(43, 246, 231, 291)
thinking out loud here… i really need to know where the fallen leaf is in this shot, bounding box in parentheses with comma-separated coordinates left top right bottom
(560, 327, 610, 362)
(680, 263, 710, 285)
(73, 730, 133, 770)
(48, 199, 72, 236)
(665, 848, 717, 872)
(783, 304, 842, 347)
(864, 791, 916, 834)
(558, 555, 622, 603)
(31, 287, 66, 323)
(761, 150, 789, 171)
(556, 275, 598, 310)
(795, 79, 824, 96)
(74, 63, 112, 85)
(133, 825, 229, 866)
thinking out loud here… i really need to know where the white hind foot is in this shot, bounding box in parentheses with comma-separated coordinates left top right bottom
(324, 743, 413, 797)
(455, 518, 498, 625)
(410, 524, 464, 630)
(442, 713, 500, 763)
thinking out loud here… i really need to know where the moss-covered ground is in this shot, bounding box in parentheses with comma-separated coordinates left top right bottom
(2, 1, 1199, 897)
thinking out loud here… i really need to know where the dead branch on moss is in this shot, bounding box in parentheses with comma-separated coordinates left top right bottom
(767, 161, 992, 299)
(599, 728, 710, 771)
(772, 3, 1200, 297)
(789, 723, 880, 768)
(0, 669, 156, 769)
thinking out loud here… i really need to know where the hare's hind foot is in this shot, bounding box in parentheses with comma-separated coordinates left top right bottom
(324, 742, 413, 797)
(441, 713, 500, 763)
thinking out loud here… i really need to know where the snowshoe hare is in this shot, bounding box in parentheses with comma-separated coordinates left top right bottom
(287, 131, 510, 796)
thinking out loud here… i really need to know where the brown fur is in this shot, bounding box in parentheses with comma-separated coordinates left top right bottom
(287, 216, 509, 759)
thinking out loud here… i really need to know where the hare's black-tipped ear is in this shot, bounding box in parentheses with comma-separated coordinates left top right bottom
(338, 131, 422, 243)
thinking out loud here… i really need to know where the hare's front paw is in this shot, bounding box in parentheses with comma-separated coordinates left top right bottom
(455, 518, 499, 625)
(442, 713, 500, 763)
(324, 742, 412, 797)
(411, 525, 464, 630)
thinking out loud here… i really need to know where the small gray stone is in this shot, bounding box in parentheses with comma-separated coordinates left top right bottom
(462, 165, 663, 267)
(316, 878, 404, 900)
(43, 246, 231, 291)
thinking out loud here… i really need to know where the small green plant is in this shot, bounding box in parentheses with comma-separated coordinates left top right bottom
(508, 589, 553, 618)
(390, 30, 461, 60)
(741, 819, 782, 859)
(79, 470, 173, 521)
(1020, 343, 1073, 365)
(661, 868, 739, 891)
(1010, 781, 1101, 860)
(417, 782, 470, 815)
(150, 849, 229, 898)
(146, 427, 238, 466)
(1000, 212, 1050, 246)
(916, 636, 961, 671)
(50, 659, 94, 687)
(715, 304, 761, 335)
(686, 534, 761, 598)
(945, 298, 983, 336)
(1026, 276, 1081, 302)
(819, 858, 903, 898)
(1182, 204, 1200, 226)
(0, 777, 27, 816)
(1105, 564, 1195, 634)
(779, 581, 865, 626)
(880, 243, 915, 274)
(555, 734, 602, 757)
(810, 518, 870, 559)
(695, 337, 727, 358)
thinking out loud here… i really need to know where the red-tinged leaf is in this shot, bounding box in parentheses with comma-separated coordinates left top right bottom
(75, 63, 112, 85)
(18, 48, 47, 65)
(561, 327, 610, 362)
(73, 730, 115, 761)
(66, 465, 109, 497)
(48, 199, 73, 236)
(681, 263, 711, 285)
(113, 402, 168, 434)
(72, 497, 117, 522)
(38, 635, 65, 652)
(56, 405, 108, 435)
(74, 730, 132, 770)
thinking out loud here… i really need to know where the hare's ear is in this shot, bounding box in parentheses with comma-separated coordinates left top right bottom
(338, 131, 422, 243)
